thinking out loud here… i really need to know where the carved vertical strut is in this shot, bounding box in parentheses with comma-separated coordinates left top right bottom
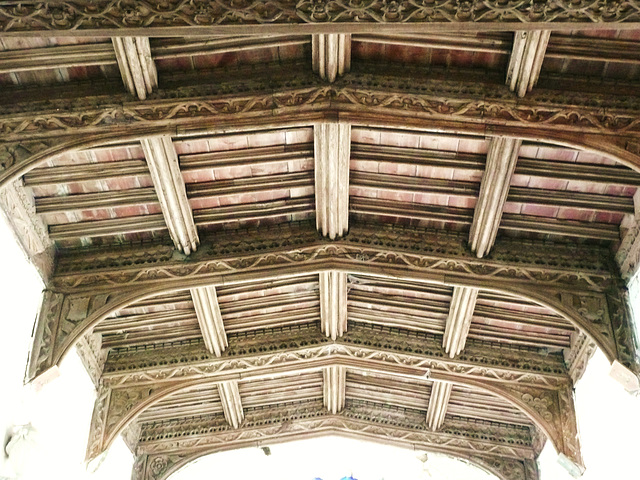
(112, 37, 157, 100)
(314, 122, 350, 239)
(443, 287, 479, 358)
(190, 286, 227, 356)
(218, 380, 244, 428)
(140, 135, 199, 255)
(323, 365, 346, 414)
(319, 271, 348, 340)
(616, 190, 640, 281)
(426, 381, 453, 431)
(469, 137, 522, 258)
(507, 31, 550, 98)
(312, 34, 351, 83)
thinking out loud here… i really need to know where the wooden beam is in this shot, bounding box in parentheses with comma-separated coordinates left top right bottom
(426, 381, 453, 431)
(312, 34, 351, 83)
(217, 380, 243, 428)
(323, 365, 346, 414)
(469, 137, 522, 258)
(314, 122, 350, 239)
(319, 271, 347, 340)
(507, 31, 551, 97)
(190, 286, 227, 357)
(3, 2, 640, 36)
(112, 37, 157, 100)
(140, 135, 199, 255)
(443, 286, 479, 358)
(133, 401, 538, 480)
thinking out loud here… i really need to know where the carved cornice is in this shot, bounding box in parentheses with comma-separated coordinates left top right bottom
(2, 1, 640, 36)
(136, 400, 535, 459)
(2, 69, 640, 142)
(102, 323, 568, 388)
(54, 223, 614, 291)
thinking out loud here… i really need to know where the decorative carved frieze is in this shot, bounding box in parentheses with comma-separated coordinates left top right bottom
(443, 286, 479, 357)
(319, 271, 347, 340)
(2, 1, 640, 35)
(112, 37, 157, 100)
(3, 70, 640, 188)
(140, 135, 199, 255)
(323, 365, 346, 414)
(507, 31, 551, 98)
(132, 400, 537, 480)
(102, 323, 568, 388)
(312, 34, 351, 83)
(314, 122, 350, 239)
(470, 137, 521, 258)
(426, 381, 452, 431)
(190, 286, 227, 356)
(87, 342, 577, 463)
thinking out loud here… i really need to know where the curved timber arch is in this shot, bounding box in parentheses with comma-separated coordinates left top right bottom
(92, 362, 563, 475)
(3, 71, 640, 192)
(30, 241, 630, 387)
(131, 436, 534, 480)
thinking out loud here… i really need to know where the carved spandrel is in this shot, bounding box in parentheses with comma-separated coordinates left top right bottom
(501, 383, 583, 473)
(470, 456, 538, 480)
(131, 453, 187, 480)
(26, 289, 124, 384)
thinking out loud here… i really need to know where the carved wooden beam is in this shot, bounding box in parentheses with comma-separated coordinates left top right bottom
(29, 223, 638, 388)
(217, 380, 243, 428)
(131, 400, 538, 480)
(426, 381, 453, 431)
(312, 34, 351, 83)
(314, 122, 350, 239)
(319, 271, 347, 340)
(86, 350, 581, 470)
(112, 37, 157, 100)
(190, 286, 227, 357)
(507, 31, 551, 97)
(617, 190, 640, 281)
(469, 137, 522, 258)
(323, 365, 346, 414)
(2, 69, 640, 187)
(443, 286, 479, 358)
(140, 135, 199, 255)
(2, 2, 640, 35)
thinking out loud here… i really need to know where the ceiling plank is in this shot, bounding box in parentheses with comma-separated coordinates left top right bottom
(320, 271, 347, 340)
(112, 37, 157, 100)
(217, 380, 244, 428)
(443, 286, 479, 358)
(323, 365, 346, 414)
(507, 31, 551, 98)
(314, 122, 350, 239)
(426, 381, 453, 431)
(470, 137, 522, 258)
(140, 135, 199, 254)
(190, 286, 228, 357)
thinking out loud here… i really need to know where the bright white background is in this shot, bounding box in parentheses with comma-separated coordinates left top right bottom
(0, 212, 638, 480)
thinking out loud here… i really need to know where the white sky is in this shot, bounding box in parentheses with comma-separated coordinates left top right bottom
(0, 213, 638, 480)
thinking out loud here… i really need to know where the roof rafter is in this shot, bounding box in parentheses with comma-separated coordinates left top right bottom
(507, 31, 551, 97)
(426, 381, 453, 431)
(312, 34, 351, 83)
(320, 271, 348, 340)
(190, 286, 228, 357)
(443, 286, 479, 358)
(112, 37, 157, 100)
(323, 365, 346, 414)
(140, 135, 199, 255)
(217, 380, 244, 428)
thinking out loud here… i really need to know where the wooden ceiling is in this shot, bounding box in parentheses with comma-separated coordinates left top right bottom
(3, 5, 640, 480)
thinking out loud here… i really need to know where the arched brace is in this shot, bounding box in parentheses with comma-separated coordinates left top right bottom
(29, 235, 636, 390)
(86, 354, 580, 469)
(3, 72, 640, 194)
(128, 424, 539, 480)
